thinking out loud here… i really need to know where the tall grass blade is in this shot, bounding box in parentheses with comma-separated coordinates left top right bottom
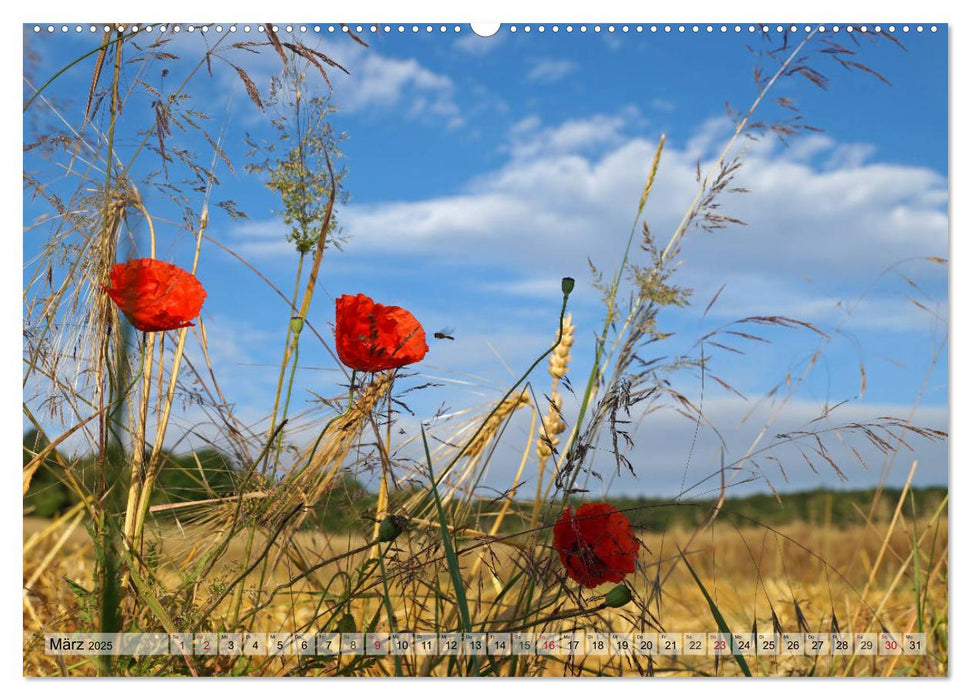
(679, 547, 752, 677)
(420, 425, 473, 638)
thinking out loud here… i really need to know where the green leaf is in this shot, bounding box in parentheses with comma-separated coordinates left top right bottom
(680, 547, 752, 677)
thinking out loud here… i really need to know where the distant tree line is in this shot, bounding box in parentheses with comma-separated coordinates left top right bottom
(23, 429, 238, 517)
(24, 430, 946, 534)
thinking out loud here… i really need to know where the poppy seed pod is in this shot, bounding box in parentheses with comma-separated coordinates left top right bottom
(561, 277, 575, 295)
(378, 514, 409, 543)
(604, 583, 632, 608)
(290, 316, 305, 335)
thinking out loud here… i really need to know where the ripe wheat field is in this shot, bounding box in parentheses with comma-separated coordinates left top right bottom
(23, 504, 948, 677)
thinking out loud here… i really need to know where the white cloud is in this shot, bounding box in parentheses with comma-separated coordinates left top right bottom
(697, 272, 947, 332)
(650, 97, 677, 113)
(376, 118, 943, 269)
(504, 110, 638, 160)
(377, 387, 948, 499)
(441, 392, 948, 498)
(213, 34, 462, 127)
(229, 110, 947, 336)
(526, 58, 577, 84)
(337, 52, 462, 126)
(609, 395, 948, 497)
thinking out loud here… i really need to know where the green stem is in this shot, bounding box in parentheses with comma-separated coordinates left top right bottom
(377, 545, 404, 676)
(435, 288, 572, 489)
(561, 218, 641, 498)
(97, 33, 125, 678)
(200, 504, 305, 622)
(266, 254, 305, 463)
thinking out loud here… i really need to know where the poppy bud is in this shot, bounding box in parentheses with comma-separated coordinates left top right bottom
(290, 316, 305, 335)
(604, 583, 632, 608)
(378, 514, 408, 542)
(561, 277, 575, 296)
(337, 613, 356, 633)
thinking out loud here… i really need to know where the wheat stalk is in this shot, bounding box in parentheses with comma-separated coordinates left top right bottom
(461, 389, 531, 461)
(532, 313, 573, 527)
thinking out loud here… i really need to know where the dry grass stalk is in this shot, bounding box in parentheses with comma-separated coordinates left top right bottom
(306, 372, 394, 476)
(461, 389, 531, 461)
(169, 373, 394, 575)
(127, 206, 209, 549)
(270, 372, 394, 528)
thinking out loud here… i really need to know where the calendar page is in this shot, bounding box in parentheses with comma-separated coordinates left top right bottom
(22, 15, 948, 680)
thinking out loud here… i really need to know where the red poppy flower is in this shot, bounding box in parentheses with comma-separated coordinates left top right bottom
(553, 502, 638, 588)
(335, 293, 428, 372)
(104, 258, 207, 332)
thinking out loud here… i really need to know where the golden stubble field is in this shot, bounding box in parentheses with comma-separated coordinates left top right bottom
(23, 509, 948, 677)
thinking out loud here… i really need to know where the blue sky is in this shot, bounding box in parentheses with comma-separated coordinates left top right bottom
(22, 23, 948, 499)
